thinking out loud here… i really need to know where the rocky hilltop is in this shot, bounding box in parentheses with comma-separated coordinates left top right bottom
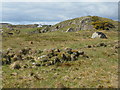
(48, 16, 118, 32)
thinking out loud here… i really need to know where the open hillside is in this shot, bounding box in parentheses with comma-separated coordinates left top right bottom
(1, 16, 119, 88)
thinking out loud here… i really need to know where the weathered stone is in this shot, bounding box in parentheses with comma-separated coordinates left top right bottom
(72, 50, 79, 57)
(64, 53, 71, 61)
(87, 45, 92, 48)
(91, 32, 107, 39)
(78, 51, 84, 55)
(45, 62, 52, 66)
(13, 54, 22, 61)
(10, 72, 17, 76)
(71, 54, 77, 61)
(10, 61, 21, 69)
(23, 64, 28, 68)
(65, 48, 72, 54)
(55, 82, 67, 88)
(40, 58, 48, 62)
(29, 41, 33, 44)
(80, 17, 94, 30)
(20, 48, 31, 55)
(52, 56, 61, 63)
(66, 28, 74, 32)
(35, 63, 41, 67)
(2, 55, 11, 65)
(54, 49, 61, 52)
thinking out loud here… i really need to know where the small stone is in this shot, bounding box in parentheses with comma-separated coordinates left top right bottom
(71, 54, 77, 61)
(30, 72, 34, 76)
(55, 82, 67, 88)
(45, 63, 51, 66)
(83, 55, 89, 58)
(38, 55, 47, 59)
(10, 72, 17, 76)
(65, 48, 72, 54)
(78, 51, 84, 55)
(87, 45, 92, 48)
(29, 41, 33, 44)
(97, 43, 107, 47)
(10, 61, 21, 69)
(35, 63, 41, 67)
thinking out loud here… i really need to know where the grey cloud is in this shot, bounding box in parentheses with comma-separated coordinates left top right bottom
(1, 2, 118, 24)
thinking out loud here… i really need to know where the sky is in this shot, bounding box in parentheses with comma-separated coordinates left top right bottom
(1, 1, 119, 25)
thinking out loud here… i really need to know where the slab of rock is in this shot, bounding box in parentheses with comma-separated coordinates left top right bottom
(66, 28, 74, 32)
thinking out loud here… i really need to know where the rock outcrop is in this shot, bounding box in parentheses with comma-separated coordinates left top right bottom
(49, 16, 116, 32)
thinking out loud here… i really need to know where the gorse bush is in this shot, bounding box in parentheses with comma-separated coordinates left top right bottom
(91, 16, 100, 22)
(91, 19, 115, 30)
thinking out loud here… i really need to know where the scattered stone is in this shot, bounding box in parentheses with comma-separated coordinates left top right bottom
(3, 47, 88, 67)
(97, 43, 107, 47)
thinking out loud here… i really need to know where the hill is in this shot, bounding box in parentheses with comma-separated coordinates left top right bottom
(49, 16, 118, 32)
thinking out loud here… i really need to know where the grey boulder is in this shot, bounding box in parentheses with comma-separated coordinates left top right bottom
(91, 32, 107, 39)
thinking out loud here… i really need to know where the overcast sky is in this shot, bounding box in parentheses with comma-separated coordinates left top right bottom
(1, 2, 119, 25)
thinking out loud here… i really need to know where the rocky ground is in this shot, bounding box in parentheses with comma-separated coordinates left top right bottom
(1, 29, 119, 88)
